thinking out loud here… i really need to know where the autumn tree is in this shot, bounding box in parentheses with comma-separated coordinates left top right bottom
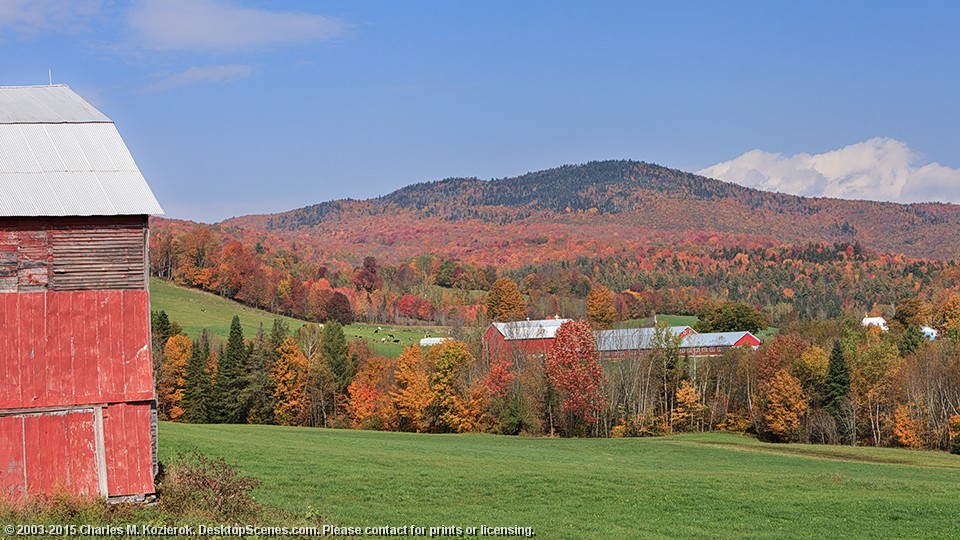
(486, 278, 527, 322)
(696, 301, 767, 334)
(427, 340, 488, 433)
(326, 292, 354, 325)
(158, 334, 192, 421)
(271, 337, 309, 426)
(544, 320, 607, 436)
(182, 329, 213, 424)
(672, 380, 704, 432)
(346, 356, 398, 430)
(392, 345, 434, 432)
(892, 402, 926, 449)
(586, 285, 617, 330)
(763, 369, 807, 442)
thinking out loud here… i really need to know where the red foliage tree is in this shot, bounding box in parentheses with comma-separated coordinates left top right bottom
(544, 320, 607, 435)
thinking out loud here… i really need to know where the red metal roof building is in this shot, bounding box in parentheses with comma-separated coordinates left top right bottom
(0, 85, 163, 501)
(483, 317, 572, 362)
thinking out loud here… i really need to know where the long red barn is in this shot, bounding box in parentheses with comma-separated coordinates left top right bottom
(0, 85, 163, 501)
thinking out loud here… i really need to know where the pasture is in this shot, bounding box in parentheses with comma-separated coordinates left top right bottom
(160, 423, 960, 539)
(149, 278, 445, 357)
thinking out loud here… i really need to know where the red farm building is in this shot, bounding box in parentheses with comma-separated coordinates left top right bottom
(483, 317, 572, 362)
(0, 85, 163, 501)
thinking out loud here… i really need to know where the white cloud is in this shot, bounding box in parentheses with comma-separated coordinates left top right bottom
(0, 0, 101, 38)
(128, 0, 345, 53)
(698, 138, 960, 204)
(143, 64, 252, 92)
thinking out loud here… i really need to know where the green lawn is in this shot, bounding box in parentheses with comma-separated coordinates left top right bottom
(159, 423, 960, 539)
(149, 278, 445, 357)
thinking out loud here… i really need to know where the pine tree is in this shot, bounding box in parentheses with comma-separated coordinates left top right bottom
(822, 341, 850, 436)
(586, 285, 617, 329)
(242, 324, 276, 424)
(182, 330, 213, 424)
(215, 315, 249, 423)
(486, 278, 527, 321)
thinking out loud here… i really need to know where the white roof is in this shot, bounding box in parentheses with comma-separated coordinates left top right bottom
(492, 318, 572, 341)
(419, 337, 450, 347)
(0, 85, 163, 217)
(681, 331, 757, 348)
(861, 317, 888, 330)
(595, 326, 693, 352)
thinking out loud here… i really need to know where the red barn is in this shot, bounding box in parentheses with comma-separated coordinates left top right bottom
(483, 318, 572, 362)
(0, 85, 163, 501)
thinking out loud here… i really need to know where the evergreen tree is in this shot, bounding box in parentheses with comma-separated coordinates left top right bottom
(822, 341, 850, 422)
(241, 323, 276, 424)
(182, 330, 212, 424)
(322, 321, 353, 396)
(898, 324, 924, 356)
(215, 316, 249, 423)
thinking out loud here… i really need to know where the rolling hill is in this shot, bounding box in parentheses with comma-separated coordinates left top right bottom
(216, 160, 960, 262)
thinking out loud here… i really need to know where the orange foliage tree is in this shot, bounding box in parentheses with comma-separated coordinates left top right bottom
(346, 356, 398, 430)
(763, 369, 807, 442)
(271, 337, 309, 426)
(391, 345, 434, 432)
(486, 278, 526, 321)
(428, 340, 490, 433)
(159, 334, 192, 421)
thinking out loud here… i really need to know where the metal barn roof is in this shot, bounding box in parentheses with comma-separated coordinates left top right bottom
(492, 318, 573, 341)
(681, 331, 757, 348)
(595, 326, 694, 352)
(0, 85, 163, 217)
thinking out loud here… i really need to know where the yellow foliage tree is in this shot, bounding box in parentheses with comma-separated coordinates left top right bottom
(586, 285, 617, 330)
(391, 345, 434, 432)
(763, 369, 807, 442)
(159, 334, 192, 421)
(672, 380, 704, 432)
(793, 345, 828, 393)
(271, 337, 309, 426)
(486, 278, 527, 322)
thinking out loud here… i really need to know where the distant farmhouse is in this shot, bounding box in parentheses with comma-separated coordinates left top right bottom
(483, 317, 761, 362)
(0, 85, 162, 501)
(861, 315, 889, 332)
(596, 327, 760, 359)
(483, 317, 572, 361)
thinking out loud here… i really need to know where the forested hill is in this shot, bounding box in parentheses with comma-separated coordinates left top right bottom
(219, 160, 960, 261)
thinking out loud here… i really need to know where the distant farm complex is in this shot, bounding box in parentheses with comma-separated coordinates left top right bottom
(0, 85, 162, 500)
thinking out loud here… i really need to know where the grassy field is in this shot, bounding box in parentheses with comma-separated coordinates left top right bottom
(160, 423, 960, 539)
(149, 278, 445, 357)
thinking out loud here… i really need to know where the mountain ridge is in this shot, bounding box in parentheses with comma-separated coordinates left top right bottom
(216, 160, 960, 262)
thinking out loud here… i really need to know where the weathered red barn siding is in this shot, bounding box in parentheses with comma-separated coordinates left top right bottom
(0, 217, 155, 500)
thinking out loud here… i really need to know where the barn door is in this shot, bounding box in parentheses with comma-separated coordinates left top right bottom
(0, 409, 103, 498)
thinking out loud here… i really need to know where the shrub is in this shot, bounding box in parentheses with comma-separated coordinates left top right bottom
(157, 452, 261, 521)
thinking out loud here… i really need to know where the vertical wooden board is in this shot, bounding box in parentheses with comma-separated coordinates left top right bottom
(122, 291, 153, 400)
(102, 404, 130, 496)
(98, 291, 122, 401)
(18, 293, 45, 407)
(0, 416, 26, 499)
(74, 292, 100, 404)
(44, 293, 68, 406)
(123, 403, 155, 495)
(65, 411, 99, 496)
(0, 294, 21, 408)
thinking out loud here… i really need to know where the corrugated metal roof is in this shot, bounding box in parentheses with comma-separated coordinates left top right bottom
(681, 331, 757, 348)
(0, 85, 110, 123)
(595, 326, 693, 352)
(0, 86, 163, 216)
(492, 318, 572, 341)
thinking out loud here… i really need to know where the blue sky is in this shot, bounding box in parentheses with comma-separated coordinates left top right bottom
(3, 1, 959, 222)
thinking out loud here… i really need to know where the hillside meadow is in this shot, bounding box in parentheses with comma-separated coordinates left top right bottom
(159, 423, 960, 539)
(149, 277, 445, 357)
